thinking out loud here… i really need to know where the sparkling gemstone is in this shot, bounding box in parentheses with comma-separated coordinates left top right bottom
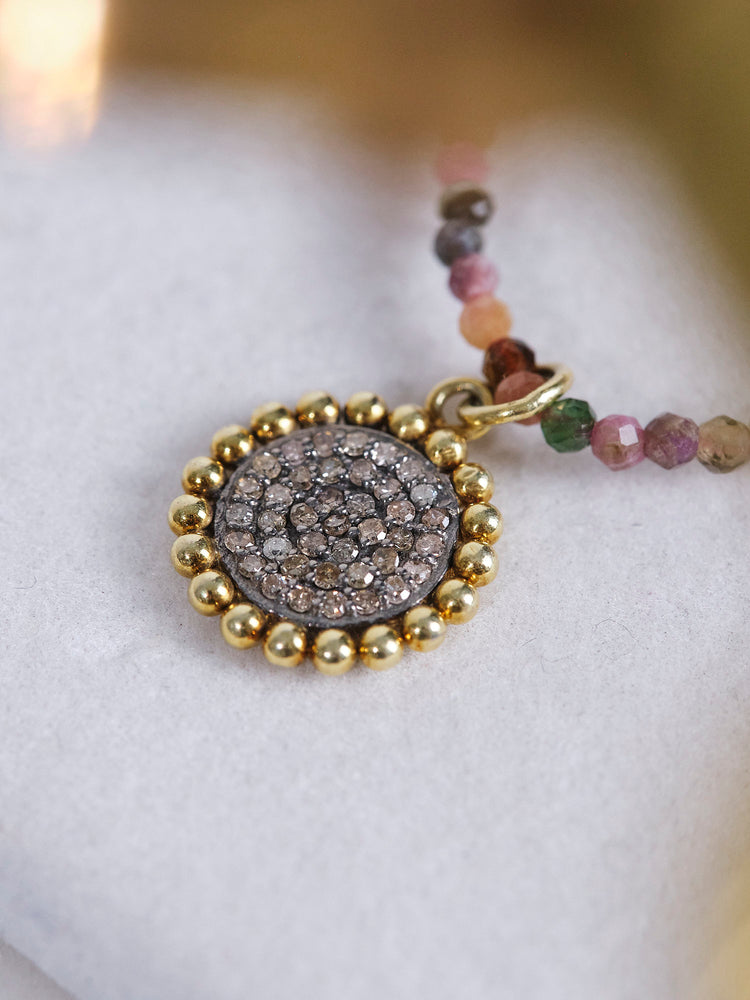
(350, 459, 375, 485)
(281, 439, 306, 464)
(238, 554, 264, 576)
(224, 530, 255, 552)
(422, 508, 449, 528)
(236, 476, 263, 499)
(315, 487, 344, 515)
(416, 533, 444, 556)
(410, 483, 437, 507)
(320, 591, 347, 619)
(252, 453, 281, 479)
(331, 539, 358, 563)
(261, 573, 286, 599)
(359, 518, 387, 544)
(397, 459, 422, 483)
(265, 484, 293, 507)
(258, 511, 284, 533)
(290, 467, 312, 489)
(299, 531, 327, 556)
(373, 477, 400, 500)
(320, 457, 345, 480)
(387, 499, 415, 523)
(591, 415, 646, 471)
(312, 430, 336, 456)
(282, 554, 310, 578)
(384, 576, 410, 604)
(494, 371, 546, 426)
(434, 219, 482, 266)
(372, 546, 399, 573)
(347, 562, 375, 589)
(342, 432, 369, 455)
(263, 537, 293, 560)
(697, 415, 750, 473)
(482, 337, 536, 390)
(370, 441, 399, 466)
(290, 502, 318, 528)
(288, 585, 314, 613)
(350, 590, 380, 615)
(347, 493, 376, 518)
(459, 295, 512, 350)
(314, 562, 340, 588)
(226, 504, 253, 527)
(541, 398, 597, 452)
(386, 527, 412, 551)
(448, 253, 499, 303)
(323, 513, 349, 537)
(644, 412, 699, 469)
(401, 560, 431, 584)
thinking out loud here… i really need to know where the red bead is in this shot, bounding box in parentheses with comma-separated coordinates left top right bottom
(482, 338, 536, 390)
(493, 371, 546, 425)
(448, 253, 499, 302)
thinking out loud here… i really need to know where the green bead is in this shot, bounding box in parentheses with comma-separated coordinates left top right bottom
(541, 398, 596, 453)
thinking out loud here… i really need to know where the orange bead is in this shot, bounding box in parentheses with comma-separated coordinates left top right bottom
(459, 295, 512, 349)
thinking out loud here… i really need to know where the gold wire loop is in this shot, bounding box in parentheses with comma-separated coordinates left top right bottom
(426, 365, 574, 440)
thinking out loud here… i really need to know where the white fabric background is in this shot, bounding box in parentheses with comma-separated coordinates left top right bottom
(1, 77, 749, 1000)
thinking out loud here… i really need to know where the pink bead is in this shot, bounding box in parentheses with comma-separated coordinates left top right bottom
(590, 415, 645, 470)
(436, 143, 489, 185)
(493, 371, 546, 425)
(448, 253, 499, 302)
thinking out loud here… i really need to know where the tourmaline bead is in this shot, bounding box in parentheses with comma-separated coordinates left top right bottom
(493, 371, 546, 425)
(482, 337, 536, 389)
(696, 415, 750, 473)
(448, 253, 499, 302)
(541, 398, 596, 452)
(434, 219, 482, 265)
(436, 142, 488, 185)
(643, 412, 699, 469)
(440, 182, 494, 225)
(590, 415, 645, 470)
(459, 295, 512, 349)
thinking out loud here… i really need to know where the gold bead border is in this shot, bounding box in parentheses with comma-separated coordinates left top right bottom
(168, 390, 503, 674)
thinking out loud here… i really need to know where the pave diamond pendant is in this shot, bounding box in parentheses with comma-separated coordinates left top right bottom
(168, 389, 503, 673)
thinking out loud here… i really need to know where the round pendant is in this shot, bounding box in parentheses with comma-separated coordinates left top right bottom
(168, 391, 502, 673)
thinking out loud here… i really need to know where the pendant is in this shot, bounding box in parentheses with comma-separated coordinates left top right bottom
(168, 370, 571, 674)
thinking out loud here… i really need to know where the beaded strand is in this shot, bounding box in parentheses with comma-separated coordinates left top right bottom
(433, 143, 750, 474)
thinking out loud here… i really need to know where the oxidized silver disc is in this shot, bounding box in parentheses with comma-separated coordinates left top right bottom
(213, 425, 460, 629)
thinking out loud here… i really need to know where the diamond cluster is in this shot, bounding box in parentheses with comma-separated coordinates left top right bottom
(213, 426, 459, 628)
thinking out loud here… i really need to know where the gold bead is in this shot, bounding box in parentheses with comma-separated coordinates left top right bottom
(388, 404, 429, 442)
(211, 424, 253, 465)
(345, 390, 387, 426)
(168, 494, 212, 535)
(296, 390, 340, 426)
(360, 624, 403, 671)
(250, 402, 297, 442)
(264, 621, 307, 667)
(220, 603, 266, 649)
(424, 428, 467, 469)
(402, 605, 446, 652)
(453, 541, 498, 587)
(452, 462, 493, 504)
(181, 456, 225, 497)
(170, 533, 217, 577)
(461, 503, 503, 544)
(312, 629, 357, 675)
(187, 570, 234, 616)
(434, 577, 479, 624)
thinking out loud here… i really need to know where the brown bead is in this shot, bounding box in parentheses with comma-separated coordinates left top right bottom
(697, 415, 750, 473)
(482, 338, 536, 390)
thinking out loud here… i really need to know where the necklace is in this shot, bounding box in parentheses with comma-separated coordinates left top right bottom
(167, 142, 750, 675)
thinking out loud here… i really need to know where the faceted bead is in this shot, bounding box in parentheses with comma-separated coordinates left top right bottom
(590, 415, 645, 471)
(459, 295, 512, 349)
(482, 337, 536, 389)
(439, 182, 494, 225)
(541, 398, 596, 453)
(493, 371, 546, 425)
(644, 412, 699, 469)
(448, 253, 499, 302)
(435, 142, 488, 185)
(434, 219, 482, 266)
(696, 415, 750, 473)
